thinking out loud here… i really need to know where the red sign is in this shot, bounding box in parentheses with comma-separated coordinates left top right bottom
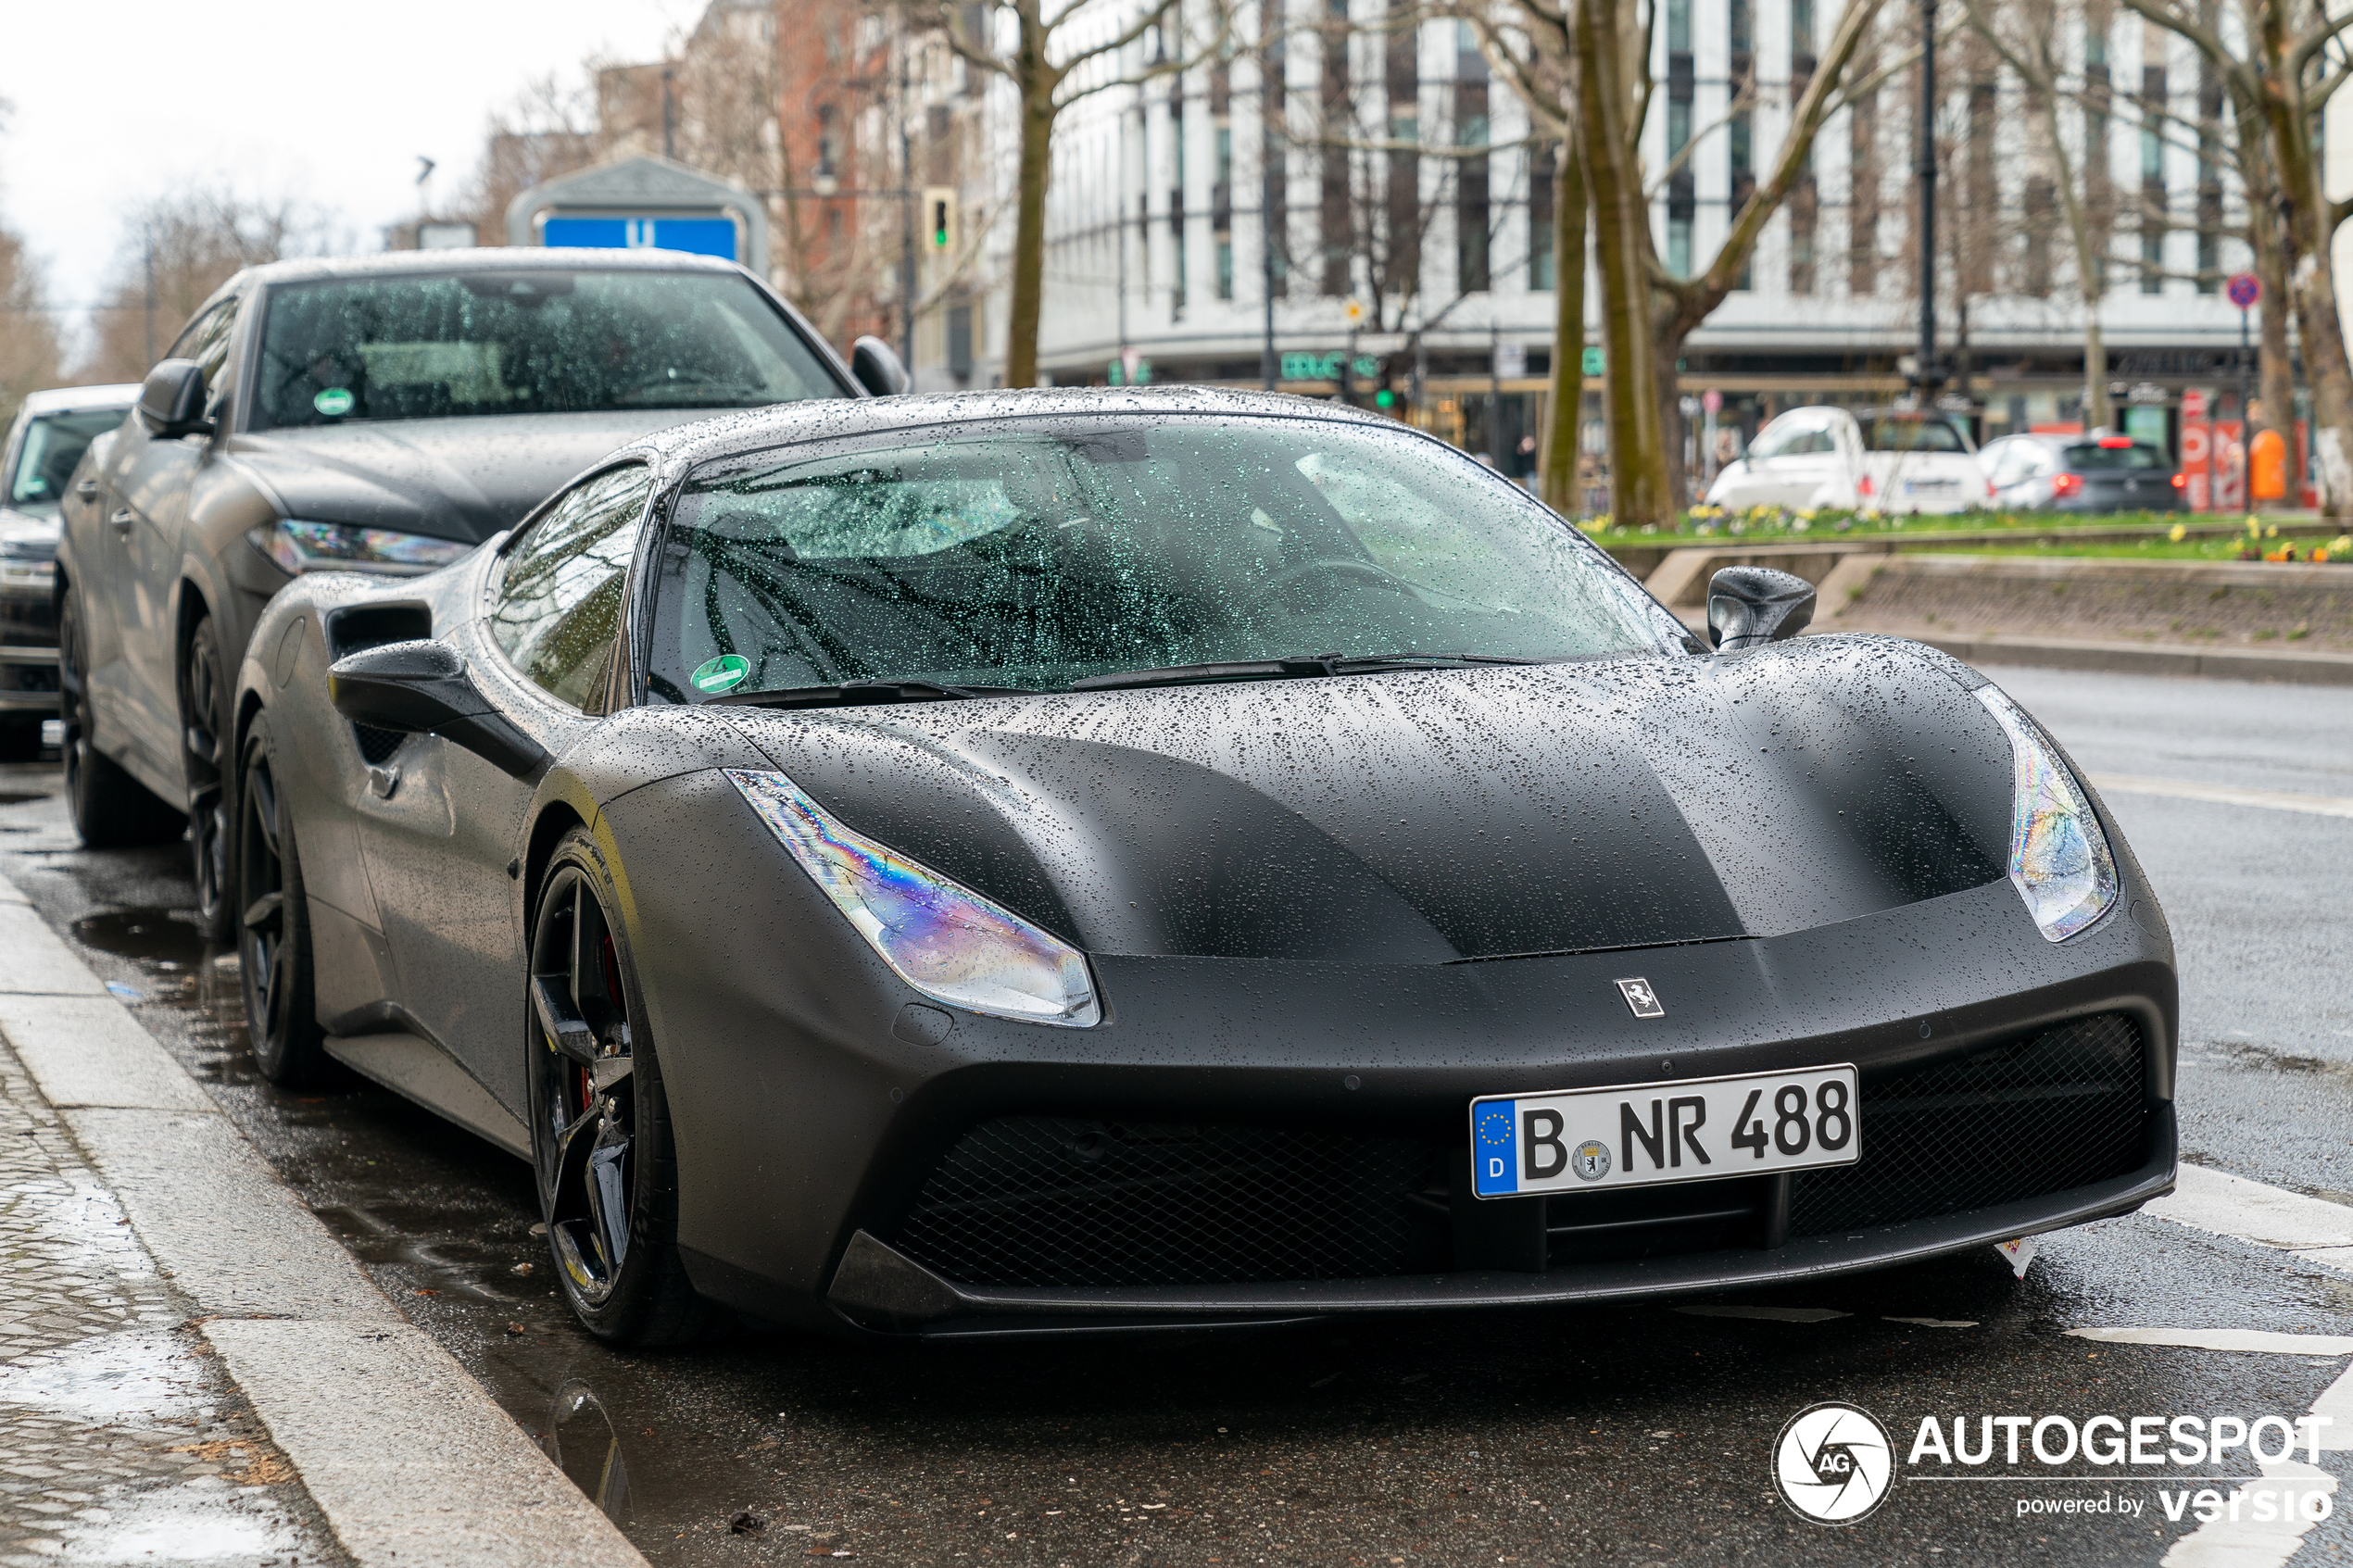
(2227, 273, 2261, 309)
(2182, 389, 2208, 420)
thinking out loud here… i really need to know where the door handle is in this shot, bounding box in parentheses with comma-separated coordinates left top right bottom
(108, 508, 135, 535)
(76, 479, 98, 499)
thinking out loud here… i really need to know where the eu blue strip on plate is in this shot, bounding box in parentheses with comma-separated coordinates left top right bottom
(1474, 1100, 1517, 1195)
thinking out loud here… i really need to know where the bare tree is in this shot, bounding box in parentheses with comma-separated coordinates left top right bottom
(923, 0, 1223, 387)
(1964, 0, 2118, 431)
(82, 190, 327, 384)
(2118, 0, 2353, 515)
(450, 71, 611, 246)
(0, 226, 63, 427)
(1462, 5, 1582, 511)
(1571, 0, 1893, 526)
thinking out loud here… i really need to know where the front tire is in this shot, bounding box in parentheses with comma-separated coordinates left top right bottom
(528, 828, 709, 1347)
(182, 614, 233, 943)
(57, 585, 181, 847)
(236, 713, 326, 1084)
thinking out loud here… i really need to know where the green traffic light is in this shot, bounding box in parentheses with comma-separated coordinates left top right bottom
(1375, 389, 1396, 408)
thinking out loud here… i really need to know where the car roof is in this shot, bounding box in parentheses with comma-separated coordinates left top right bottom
(611, 385, 1427, 475)
(229, 246, 753, 290)
(18, 383, 141, 416)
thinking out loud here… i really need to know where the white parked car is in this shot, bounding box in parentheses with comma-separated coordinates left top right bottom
(1705, 406, 1993, 515)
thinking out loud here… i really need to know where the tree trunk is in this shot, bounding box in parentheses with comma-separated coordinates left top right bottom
(1541, 141, 1588, 515)
(1578, 0, 1672, 528)
(1004, 85, 1057, 388)
(2268, 114, 2353, 517)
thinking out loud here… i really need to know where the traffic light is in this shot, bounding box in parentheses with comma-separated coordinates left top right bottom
(1373, 365, 1407, 418)
(923, 186, 956, 253)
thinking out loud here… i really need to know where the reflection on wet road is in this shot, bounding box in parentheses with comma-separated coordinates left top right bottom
(7, 669, 2353, 1568)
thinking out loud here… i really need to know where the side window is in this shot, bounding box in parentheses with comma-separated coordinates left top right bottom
(489, 465, 654, 710)
(165, 297, 242, 420)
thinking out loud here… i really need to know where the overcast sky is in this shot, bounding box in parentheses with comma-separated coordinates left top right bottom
(2, 1, 707, 357)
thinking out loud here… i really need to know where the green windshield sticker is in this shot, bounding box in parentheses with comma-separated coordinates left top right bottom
(313, 387, 355, 418)
(692, 654, 750, 694)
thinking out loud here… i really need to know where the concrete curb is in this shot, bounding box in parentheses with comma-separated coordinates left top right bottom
(0, 870, 647, 1568)
(1799, 551, 2353, 685)
(1886, 631, 2353, 685)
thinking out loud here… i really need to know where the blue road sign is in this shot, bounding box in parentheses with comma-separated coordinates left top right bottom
(541, 216, 740, 261)
(2227, 272, 2260, 309)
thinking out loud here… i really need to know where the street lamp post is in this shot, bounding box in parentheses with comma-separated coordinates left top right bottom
(1915, 0, 1940, 406)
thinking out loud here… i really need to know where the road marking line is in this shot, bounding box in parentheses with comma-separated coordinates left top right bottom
(2089, 772, 2353, 820)
(2066, 1327, 2353, 1357)
(1674, 1305, 1850, 1323)
(1885, 1317, 1979, 1329)
(2145, 1164, 2353, 1265)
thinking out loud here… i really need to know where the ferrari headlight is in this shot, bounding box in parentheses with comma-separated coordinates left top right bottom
(1976, 687, 2117, 941)
(247, 519, 472, 576)
(728, 769, 1101, 1027)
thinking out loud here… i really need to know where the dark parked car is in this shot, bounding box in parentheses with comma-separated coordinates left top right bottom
(233, 388, 2175, 1347)
(57, 247, 876, 936)
(0, 384, 138, 759)
(1980, 433, 2187, 511)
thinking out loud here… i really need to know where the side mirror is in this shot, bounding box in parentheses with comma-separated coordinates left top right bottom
(136, 359, 212, 439)
(849, 335, 911, 396)
(1706, 566, 1816, 652)
(328, 640, 549, 781)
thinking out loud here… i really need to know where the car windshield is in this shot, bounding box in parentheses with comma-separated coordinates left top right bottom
(2062, 442, 2165, 470)
(1864, 418, 1969, 453)
(7, 408, 127, 516)
(645, 416, 1676, 699)
(249, 270, 842, 431)
(1747, 420, 1841, 459)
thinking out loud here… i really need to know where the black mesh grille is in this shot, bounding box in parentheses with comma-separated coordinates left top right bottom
(893, 1118, 1443, 1288)
(352, 723, 406, 765)
(1790, 1012, 2147, 1236)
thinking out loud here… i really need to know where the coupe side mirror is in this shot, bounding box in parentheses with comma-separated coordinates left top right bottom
(1706, 566, 1817, 652)
(328, 639, 549, 781)
(136, 359, 212, 439)
(849, 335, 911, 396)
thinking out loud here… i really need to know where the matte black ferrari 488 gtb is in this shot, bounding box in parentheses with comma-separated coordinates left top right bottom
(232, 388, 2176, 1346)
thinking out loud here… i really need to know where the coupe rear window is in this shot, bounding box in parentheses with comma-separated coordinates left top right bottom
(249, 270, 843, 431)
(1864, 419, 1969, 453)
(2062, 443, 2165, 470)
(646, 417, 1677, 698)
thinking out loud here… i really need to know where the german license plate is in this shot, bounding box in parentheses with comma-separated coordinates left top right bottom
(1470, 1065, 1859, 1198)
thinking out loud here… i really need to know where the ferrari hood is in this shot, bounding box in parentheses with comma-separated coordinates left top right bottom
(721, 636, 2019, 964)
(222, 409, 699, 544)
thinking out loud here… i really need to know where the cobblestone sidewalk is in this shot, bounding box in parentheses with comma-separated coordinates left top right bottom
(0, 1037, 346, 1566)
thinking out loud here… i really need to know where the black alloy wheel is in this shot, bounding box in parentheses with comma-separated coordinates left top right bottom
(528, 828, 709, 1346)
(182, 614, 233, 942)
(235, 713, 325, 1083)
(57, 585, 181, 847)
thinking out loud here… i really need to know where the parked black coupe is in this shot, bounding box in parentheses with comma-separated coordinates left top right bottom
(233, 389, 2176, 1346)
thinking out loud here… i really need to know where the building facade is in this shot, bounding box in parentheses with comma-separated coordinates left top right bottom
(904, 0, 2277, 500)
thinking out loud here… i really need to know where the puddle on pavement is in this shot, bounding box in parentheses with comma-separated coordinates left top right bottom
(48, 1484, 320, 1566)
(545, 1379, 634, 1525)
(72, 905, 216, 970)
(0, 1329, 208, 1425)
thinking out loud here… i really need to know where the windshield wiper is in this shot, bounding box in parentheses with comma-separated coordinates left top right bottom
(1066, 652, 1541, 692)
(711, 679, 1031, 710)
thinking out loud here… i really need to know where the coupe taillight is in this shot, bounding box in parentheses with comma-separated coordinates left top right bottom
(2171, 472, 2187, 489)
(2053, 473, 2083, 496)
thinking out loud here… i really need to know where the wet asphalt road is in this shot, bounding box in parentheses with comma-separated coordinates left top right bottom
(2, 665, 2351, 1567)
